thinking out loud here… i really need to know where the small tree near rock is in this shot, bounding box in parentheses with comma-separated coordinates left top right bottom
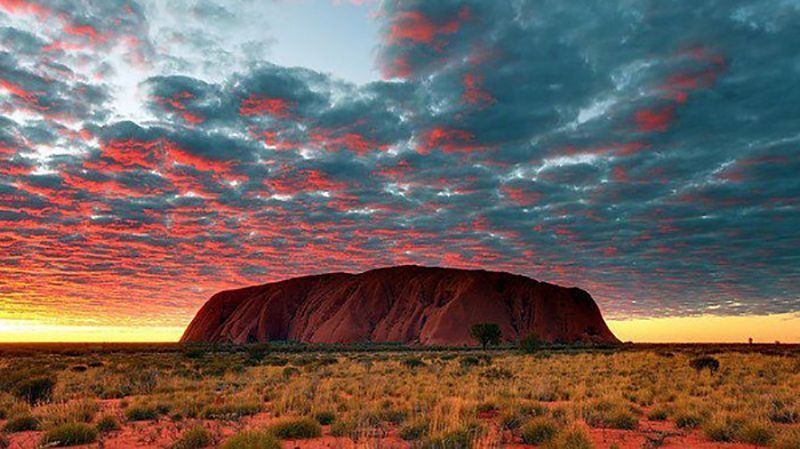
(470, 323, 502, 350)
(520, 334, 544, 353)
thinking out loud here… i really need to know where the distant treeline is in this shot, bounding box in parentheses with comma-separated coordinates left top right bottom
(0, 340, 796, 357)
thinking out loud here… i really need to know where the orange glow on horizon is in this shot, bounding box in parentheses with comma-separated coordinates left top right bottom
(607, 312, 800, 343)
(0, 319, 184, 343)
(0, 314, 798, 343)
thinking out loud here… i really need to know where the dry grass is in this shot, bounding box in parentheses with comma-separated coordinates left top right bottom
(0, 345, 798, 448)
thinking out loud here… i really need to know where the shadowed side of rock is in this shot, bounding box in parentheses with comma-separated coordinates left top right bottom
(181, 265, 620, 345)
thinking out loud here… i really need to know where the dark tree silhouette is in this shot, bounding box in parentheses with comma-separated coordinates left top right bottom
(470, 323, 502, 350)
(519, 333, 543, 353)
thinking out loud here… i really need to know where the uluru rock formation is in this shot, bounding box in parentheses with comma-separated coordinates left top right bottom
(181, 265, 619, 345)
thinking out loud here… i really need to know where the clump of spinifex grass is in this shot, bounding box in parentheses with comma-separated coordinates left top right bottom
(520, 416, 559, 445)
(3, 415, 39, 432)
(40, 422, 98, 447)
(267, 417, 322, 439)
(171, 426, 214, 449)
(200, 400, 262, 420)
(222, 430, 281, 449)
(95, 414, 121, 433)
(580, 398, 640, 430)
(35, 399, 98, 428)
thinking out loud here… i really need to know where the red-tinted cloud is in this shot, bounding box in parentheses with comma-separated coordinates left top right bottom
(239, 94, 293, 118)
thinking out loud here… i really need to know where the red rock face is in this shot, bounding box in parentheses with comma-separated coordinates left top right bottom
(181, 265, 619, 345)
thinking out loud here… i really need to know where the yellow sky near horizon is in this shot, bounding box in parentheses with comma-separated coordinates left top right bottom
(0, 313, 798, 343)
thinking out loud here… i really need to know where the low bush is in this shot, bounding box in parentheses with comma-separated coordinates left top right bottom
(550, 425, 594, 449)
(267, 417, 322, 439)
(459, 355, 491, 369)
(703, 414, 742, 442)
(222, 430, 281, 449)
(329, 419, 357, 437)
(673, 408, 704, 429)
(95, 414, 121, 433)
(399, 420, 429, 441)
(737, 420, 774, 446)
(582, 399, 638, 430)
(13, 376, 55, 405)
(422, 424, 483, 449)
(689, 356, 720, 374)
(520, 416, 559, 445)
(769, 399, 799, 424)
(646, 405, 669, 421)
(312, 410, 335, 425)
(125, 404, 160, 421)
(402, 357, 426, 369)
(171, 426, 213, 449)
(37, 399, 98, 428)
(3, 415, 39, 432)
(520, 334, 543, 353)
(282, 367, 301, 378)
(40, 423, 98, 447)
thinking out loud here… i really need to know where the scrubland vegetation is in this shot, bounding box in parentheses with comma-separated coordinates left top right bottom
(0, 343, 798, 448)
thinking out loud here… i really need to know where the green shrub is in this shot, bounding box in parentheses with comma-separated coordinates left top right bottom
(13, 376, 55, 405)
(673, 409, 703, 429)
(583, 399, 638, 430)
(222, 430, 281, 449)
(171, 426, 213, 449)
(737, 420, 774, 446)
(399, 420, 429, 441)
(402, 358, 426, 369)
(498, 410, 524, 431)
(40, 423, 98, 447)
(769, 399, 799, 424)
(519, 334, 543, 353)
(95, 414, 121, 433)
(551, 425, 594, 449)
(703, 414, 741, 442)
(646, 405, 669, 421)
(375, 408, 407, 424)
(459, 355, 491, 369)
(267, 417, 322, 439)
(3, 415, 39, 432)
(499, 403, 547, 430)
(312, 410, 335, 425)
(200, 401, 261, 420)
(689, 356, 720, 374)
(37, 399, 98, 428)
(282, 367, 301, 378)
(329, 419, 357, 437)
(125, 404, 159, 421)
(520, 417, 559, 445)
(422, 424, 483, 449)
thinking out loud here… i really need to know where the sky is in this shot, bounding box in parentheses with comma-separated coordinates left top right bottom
(0, 0, 799, 343)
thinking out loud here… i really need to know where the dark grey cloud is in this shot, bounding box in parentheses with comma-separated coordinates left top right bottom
(0, 0, 798, 328)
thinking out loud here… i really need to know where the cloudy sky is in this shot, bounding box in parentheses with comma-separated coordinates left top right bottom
(1, 0, 799, 341)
